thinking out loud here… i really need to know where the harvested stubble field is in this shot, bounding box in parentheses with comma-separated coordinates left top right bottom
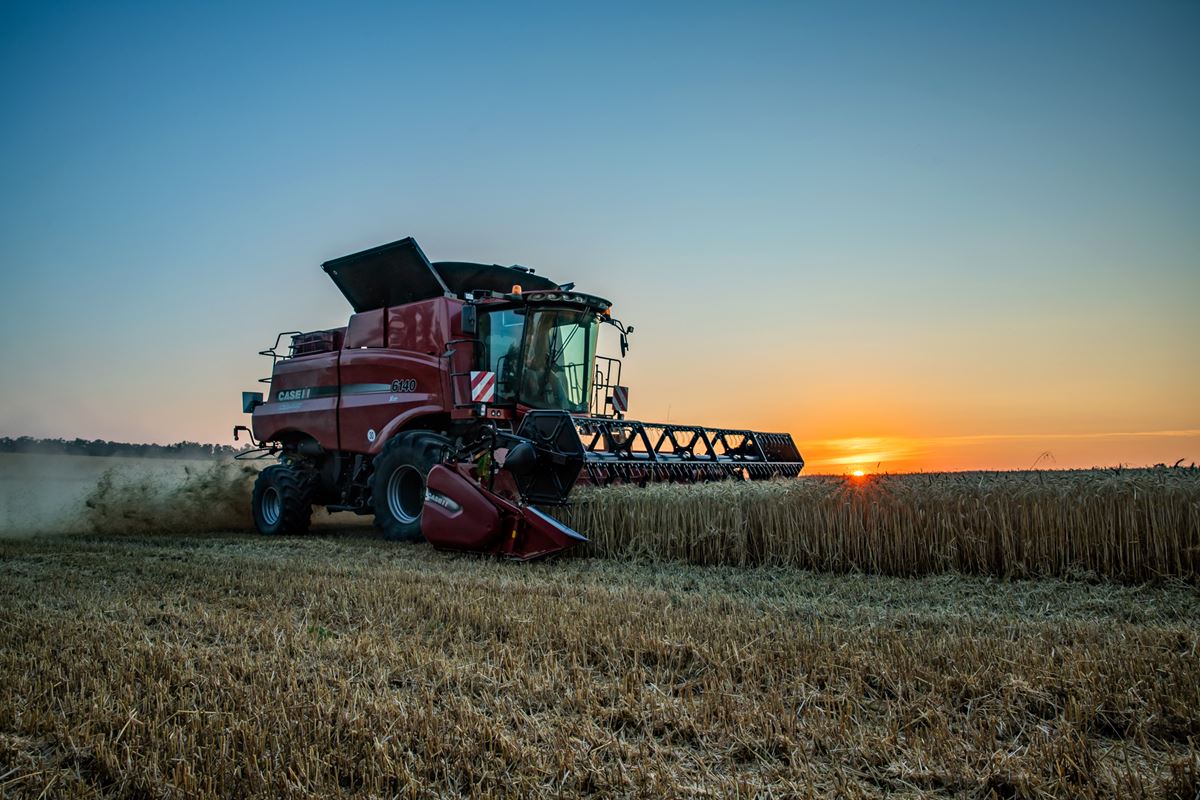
(1, 533, 1198, 798)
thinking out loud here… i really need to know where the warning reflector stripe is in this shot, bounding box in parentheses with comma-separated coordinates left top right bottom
(611, 385, 629, 413)
(470, 371, 496, 403)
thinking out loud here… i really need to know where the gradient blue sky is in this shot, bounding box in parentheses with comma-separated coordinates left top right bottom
(1, 1, 1197, 471)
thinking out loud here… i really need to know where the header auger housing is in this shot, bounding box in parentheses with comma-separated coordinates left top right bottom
(236, 236, 804, 559)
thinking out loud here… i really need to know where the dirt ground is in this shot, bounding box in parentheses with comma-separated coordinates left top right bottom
(1, 532, 1196, 798)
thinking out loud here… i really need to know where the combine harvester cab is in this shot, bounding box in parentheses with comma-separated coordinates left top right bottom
(236, 237, 803, 559)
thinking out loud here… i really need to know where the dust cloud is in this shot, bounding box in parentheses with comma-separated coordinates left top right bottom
(84, 461, 259, 534)
(0, 454, 258, 537)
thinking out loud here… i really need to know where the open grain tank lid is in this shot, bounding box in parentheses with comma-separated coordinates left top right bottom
(322, 237, 559, 311)
(322, 237, 449, 312)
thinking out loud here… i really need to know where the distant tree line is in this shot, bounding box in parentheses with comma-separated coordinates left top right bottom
(0, 436, 252, 460)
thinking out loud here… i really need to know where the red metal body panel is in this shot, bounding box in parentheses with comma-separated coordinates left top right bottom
(422, 464, 587, 560)
(337, 347, 447, 454)
(345, 309, 386, 348)
(421, 465, 503, 551)
(252, 296, 475, 454)
(252, 351, 340, 450)
(339, 298, 456, 454)
(387, 300, 451, 356)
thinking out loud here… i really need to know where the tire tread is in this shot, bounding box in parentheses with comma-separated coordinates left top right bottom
(252, 463, 316, 535)
(371, 431, 449, 542)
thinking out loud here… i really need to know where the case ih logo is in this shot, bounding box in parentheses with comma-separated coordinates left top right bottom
(470, 371, 496, 403)
(277, 388, 312, 402)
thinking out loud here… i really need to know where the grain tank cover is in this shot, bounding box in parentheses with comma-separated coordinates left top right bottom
(322, 237, 449, 312)
(432, 262, 558, 295)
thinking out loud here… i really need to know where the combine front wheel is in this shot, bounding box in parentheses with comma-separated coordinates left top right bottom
(371, 431, 450, 542)
(252, 463, 316, 535)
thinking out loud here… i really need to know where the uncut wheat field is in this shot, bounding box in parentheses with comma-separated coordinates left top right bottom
(62, 459, 1200, 581)
(562, 467, 1200, 582)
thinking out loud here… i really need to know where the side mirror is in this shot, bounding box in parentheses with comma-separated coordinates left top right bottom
(620, 334, 628, 357)
(461, 305, 477, 335)
(242, 391, 264, 413)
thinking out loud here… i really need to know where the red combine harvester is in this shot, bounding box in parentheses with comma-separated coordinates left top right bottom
(235, 237, 804, 559)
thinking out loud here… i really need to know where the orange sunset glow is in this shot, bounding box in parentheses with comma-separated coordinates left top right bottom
(795, 431, 1200, 474)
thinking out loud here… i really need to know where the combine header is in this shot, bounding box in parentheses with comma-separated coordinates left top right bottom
(236, 237, 803, 559)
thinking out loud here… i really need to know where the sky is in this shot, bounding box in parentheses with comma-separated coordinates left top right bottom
(0, 0, 1197, 473)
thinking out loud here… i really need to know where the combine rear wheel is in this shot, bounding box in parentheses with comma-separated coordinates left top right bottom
(371, 431, 450, 542)
(252, 463, 316, 535)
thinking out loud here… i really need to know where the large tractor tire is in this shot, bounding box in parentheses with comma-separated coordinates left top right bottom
(371, 430, 450, 542)
(252, 463, 316, 535)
